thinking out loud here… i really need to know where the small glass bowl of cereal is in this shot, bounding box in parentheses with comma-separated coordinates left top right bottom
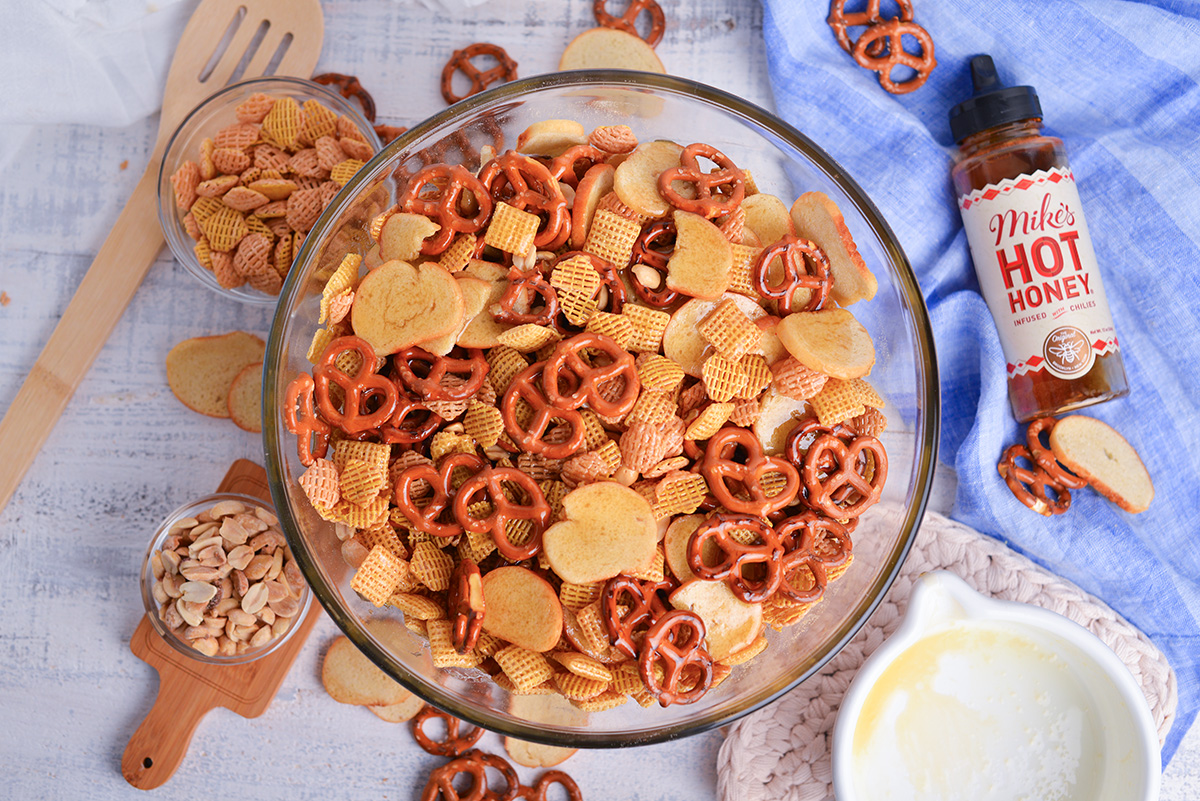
(263, 71, 939, 745)
(157, 76, 382, 306)
(141, 492, 312, 665)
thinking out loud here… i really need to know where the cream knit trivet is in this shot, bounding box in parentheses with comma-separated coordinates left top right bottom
(716, 510, 1178, 801)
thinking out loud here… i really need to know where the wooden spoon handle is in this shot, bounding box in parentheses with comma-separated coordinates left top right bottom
(121, 672, 215, 789)
(0, 160, 163, 513)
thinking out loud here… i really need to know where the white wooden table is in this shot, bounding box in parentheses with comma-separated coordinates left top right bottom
(1, 1, 1196, 798)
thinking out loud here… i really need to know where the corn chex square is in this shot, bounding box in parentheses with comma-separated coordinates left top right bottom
(484, 201, 539, 255)
(553, 671, 609, 701)
(622, 304, 671, 353)
(494, 645, 555, 693)
(409, 540, 454, 592)
(339, 457, 388, 506)
(357, 520, 409, 560)
(637, 354, 685, 392)
(698, 298, 762, 361)
(458, 528, 497, 563)
(438, 233, 478, 273)
(388, 591, 445, 620)
(627, 389, 676, 427)
(570, 688, 628, 712)
(559, 581, 603, 612)
(485, 345, 529, 393)
(738, 353, 773, 399)
(684, 402, 735, 440)
(701, 354, 749, 402)
(332, 439, 390, 477)
(728, 243, 762, 297)
(427, 618, 483, 667)
(350, 544, 407, 606)
(553, 651, 613, 682)
(847, 378, 886, 408)
(550, 254, 603, 297)
(321, 253, 362, 324)
(463, 400, 505, 448)
(496, 324, 561, 353)
(298, 457, 341, 510)
(200, 206, 249, 253)
(584, 312, 636, 350)
(582, 209, 640, 267)
(557, 288, 600, 327)
(330, 494, 390, 529)
(810, 378, 867, 426)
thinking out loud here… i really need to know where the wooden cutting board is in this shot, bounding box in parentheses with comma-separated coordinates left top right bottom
(122, 459, 320, 790)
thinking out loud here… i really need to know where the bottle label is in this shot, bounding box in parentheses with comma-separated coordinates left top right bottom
(958, 166, 1119, 380)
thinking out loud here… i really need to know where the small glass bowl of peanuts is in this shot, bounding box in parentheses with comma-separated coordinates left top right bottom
(140, 492, 312, 664)
(157, 76, 382, 306)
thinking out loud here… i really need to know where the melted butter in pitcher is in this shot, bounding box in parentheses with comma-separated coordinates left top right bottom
(851, 622, 1102, 801)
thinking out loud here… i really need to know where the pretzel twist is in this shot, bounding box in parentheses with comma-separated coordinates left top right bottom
(998, 443, 1072, 516)
(542, 332, 640, 418)
(479, 151, 570, 250)
(686, 512, 784, 603)
(639, 610, 714, 707)
(393, 346, 490, 401)
(657, 143, 745, 219)
(312, 336, 398, 434)
(702, 426, 801, 517)
(440, 43, 518, 105)
(601, 574, 674, 658)
(393, 452, 487, 538)
(593, 0, 666, 47)
(398, 163, 494, 255)
(752, 234, 831, 313)
(453, 467, 552, 561)
(500, 362, 587, 459)
(801, 432, 888, 518)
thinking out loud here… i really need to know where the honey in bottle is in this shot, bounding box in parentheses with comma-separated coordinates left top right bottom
(949, 55, 1128, 422)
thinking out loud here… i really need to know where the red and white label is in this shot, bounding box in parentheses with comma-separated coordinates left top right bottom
(958, 167, 1119, 379)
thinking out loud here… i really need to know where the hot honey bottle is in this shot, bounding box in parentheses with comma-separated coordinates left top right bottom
(949, 55, 1128, 422)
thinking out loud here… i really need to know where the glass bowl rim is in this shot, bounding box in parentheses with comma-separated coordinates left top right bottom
(156, 74, 383, 307)
(140, 490, 313, 666)
(264, 69, 940, 746)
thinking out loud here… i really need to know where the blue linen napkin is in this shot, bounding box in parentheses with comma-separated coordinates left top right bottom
(759, 0, 1200, 762)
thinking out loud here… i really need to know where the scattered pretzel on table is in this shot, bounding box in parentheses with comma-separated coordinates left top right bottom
(412, 704, 485, 757)
(998, 442, 1072, 517)
(852, 18, 937, 95)
(826, 0, 914, 53)
(311, 71, 408, 145)
(826, 0, 936, 94)
(312, 72, 377, 122)
(417, 749, 583, 801)
(593, 0, 666, 48)
(441, 42, 519, 105)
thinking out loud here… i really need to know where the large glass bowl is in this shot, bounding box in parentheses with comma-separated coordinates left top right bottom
(264, 71, 939, 746)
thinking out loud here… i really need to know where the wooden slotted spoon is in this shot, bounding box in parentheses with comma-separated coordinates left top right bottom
(0, 0, 324, 514)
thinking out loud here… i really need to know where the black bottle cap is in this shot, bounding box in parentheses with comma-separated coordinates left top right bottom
(948, 55, 1042, 143)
